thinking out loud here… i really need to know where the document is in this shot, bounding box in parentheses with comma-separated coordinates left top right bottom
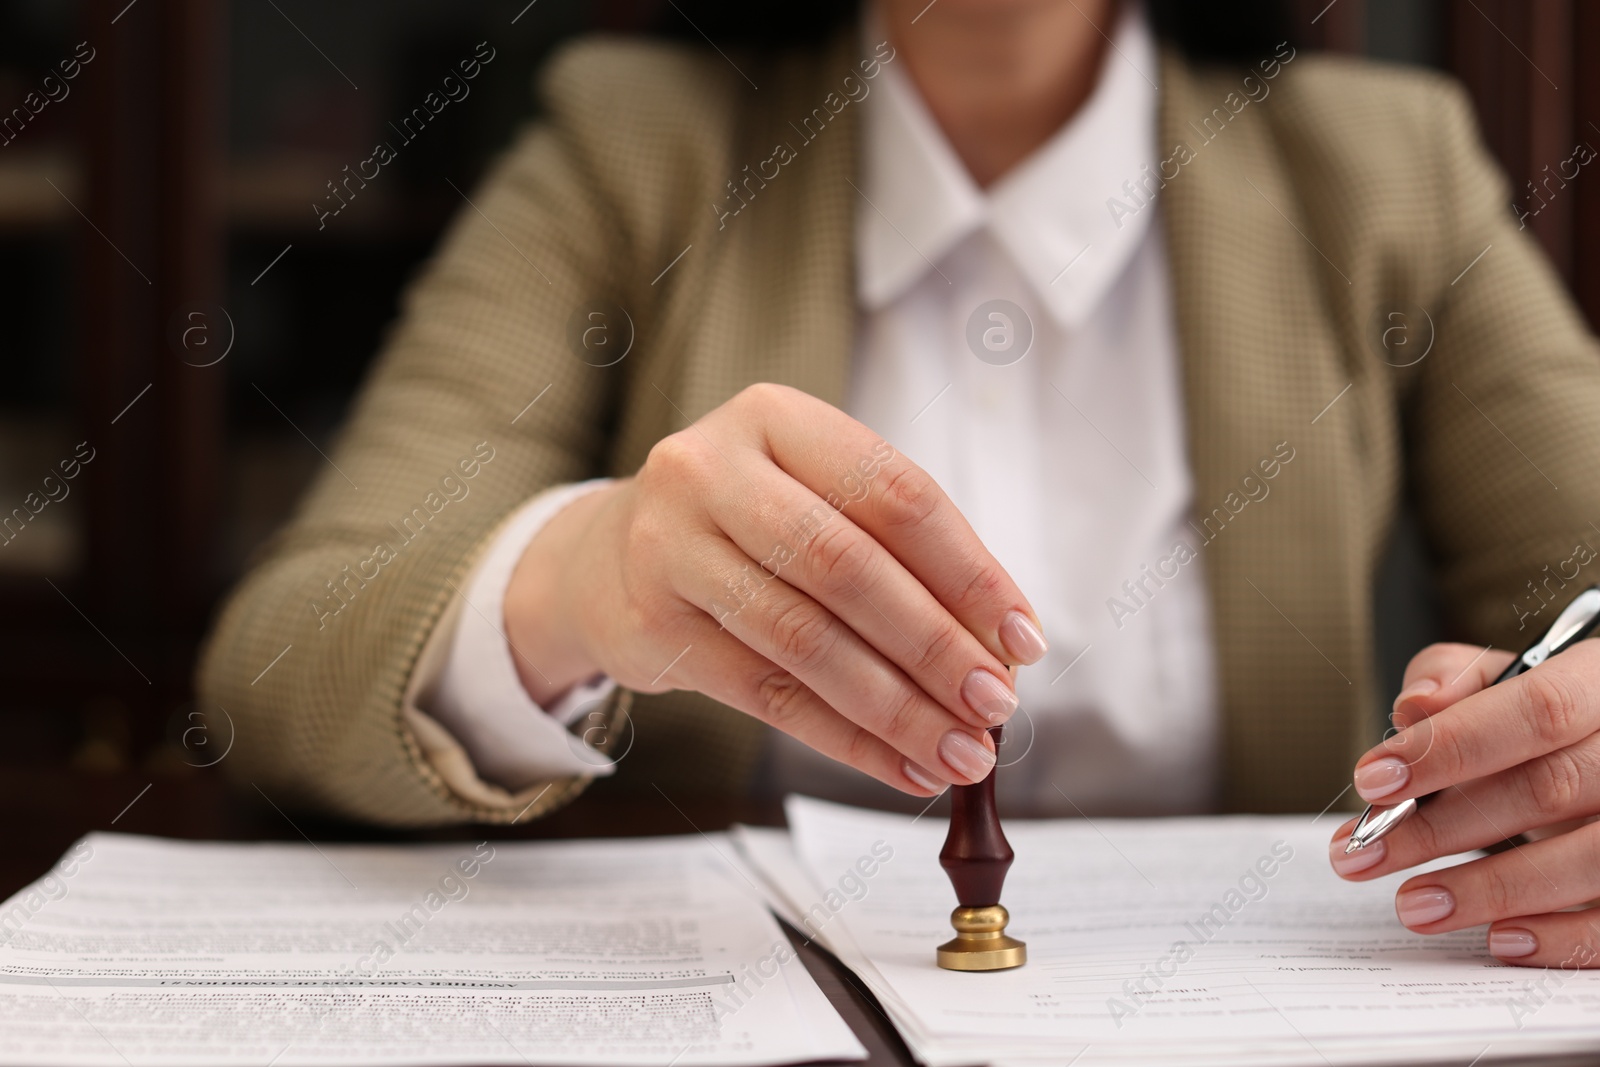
(0, 832, 864, 1067)
(739, 796, 1600, 1067)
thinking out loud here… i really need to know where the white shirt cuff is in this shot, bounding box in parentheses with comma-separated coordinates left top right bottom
(418, 478, 619, 790)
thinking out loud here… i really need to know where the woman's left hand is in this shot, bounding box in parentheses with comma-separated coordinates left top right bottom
(1330, 638, 1600, 968)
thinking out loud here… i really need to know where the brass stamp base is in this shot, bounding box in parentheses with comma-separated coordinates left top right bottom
(936, 904, 1027, 971)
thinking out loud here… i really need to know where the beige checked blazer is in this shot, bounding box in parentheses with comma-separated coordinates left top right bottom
(197, 32, 1600, 826)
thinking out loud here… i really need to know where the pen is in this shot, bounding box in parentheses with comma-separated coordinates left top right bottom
(1345, 583, 1600, 853)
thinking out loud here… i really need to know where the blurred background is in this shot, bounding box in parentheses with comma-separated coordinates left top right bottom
(1, 0, 1596, 824)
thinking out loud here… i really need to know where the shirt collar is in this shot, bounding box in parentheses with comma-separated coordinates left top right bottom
(856, 4, 1160, 328)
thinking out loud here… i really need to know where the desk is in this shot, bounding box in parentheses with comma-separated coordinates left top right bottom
(0, 767, 913, 1067)
(13, 770, 1600, 1067)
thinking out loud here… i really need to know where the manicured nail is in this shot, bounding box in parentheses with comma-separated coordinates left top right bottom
(1354, 756, 1410, 801)
(999, 611, 1048, 665)
(902, 759, 949, 795)
(962, 668, 1018, 724)
(938, 730, 996, 782)
(1488, 928, 1538, 959)
(1396, 885, 1455, 927)
(1330, 837, 1385, 876)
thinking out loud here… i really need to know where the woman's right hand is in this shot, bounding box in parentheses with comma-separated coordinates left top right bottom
(503, 383, 1048, 795)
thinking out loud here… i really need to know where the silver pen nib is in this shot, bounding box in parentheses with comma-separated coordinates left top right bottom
(1345, 797, 1418, 853)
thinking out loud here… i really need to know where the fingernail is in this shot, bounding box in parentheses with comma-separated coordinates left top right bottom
(1394, 678, 1439, 707)
(1489, 927, 1539, 959)
(902, 759, 949, 795)
(1330, 837, 1386, 876)
(1354, 756, 1410, 801)
(962, 668, 1018, 724)
(999, 611, 1048, 665)
(938, 730, 996, 782)
(1396, 885, 1455, 927)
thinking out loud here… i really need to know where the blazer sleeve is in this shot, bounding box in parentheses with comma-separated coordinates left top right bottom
(1407, 84, 1600, 649)
(196, 86, 640, 826)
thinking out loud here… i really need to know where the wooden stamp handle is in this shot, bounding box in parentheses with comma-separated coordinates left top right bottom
(938, 724, 1014, 908)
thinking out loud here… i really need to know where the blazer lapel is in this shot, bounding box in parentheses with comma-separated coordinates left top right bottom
(1157, 50, 1373, 812)
(655, 35, 860, 428)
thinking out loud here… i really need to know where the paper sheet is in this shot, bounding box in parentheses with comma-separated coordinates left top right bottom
(0, 832, 864, 1067)
(764, 796, 1600, 1067)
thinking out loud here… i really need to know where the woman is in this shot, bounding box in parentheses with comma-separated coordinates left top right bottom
(200, 0, 1600, 969)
